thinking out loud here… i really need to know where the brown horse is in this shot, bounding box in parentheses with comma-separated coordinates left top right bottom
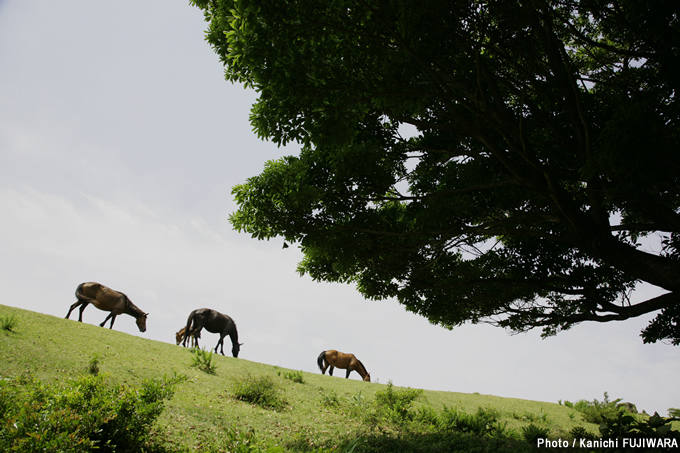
(317, 350, 370, 382)
(175, 326, 197, 347)
(66, 282, 147, 332)
(182, 308, 242, 357)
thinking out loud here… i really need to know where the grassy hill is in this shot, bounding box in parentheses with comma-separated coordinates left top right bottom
(0, 304, 666, 452)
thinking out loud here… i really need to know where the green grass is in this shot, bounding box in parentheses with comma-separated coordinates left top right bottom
(1, 304, 673, 452)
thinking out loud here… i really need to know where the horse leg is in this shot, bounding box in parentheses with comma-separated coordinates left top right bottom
(65, 300, 83, 320)
(182, 328, 192, 346)
(193, 328, 201, 349)
(101, 313, 116, 329)
(345, 368, 352, 379)
(215, 334, 226, 355)
(329, 365, 334, 376)
(77, 301, 90, 322)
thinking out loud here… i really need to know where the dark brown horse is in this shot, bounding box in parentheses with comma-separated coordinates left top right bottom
(317, 350, 370, 381)
(65, 282, 147, 332)
(175, 326, 197, 347)
(182, 308, 241, 357)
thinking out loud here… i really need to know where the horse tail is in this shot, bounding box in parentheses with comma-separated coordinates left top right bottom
(184, 310, 196, 339)
(75, 282, 95, 302)
(317, 351, 327, 372)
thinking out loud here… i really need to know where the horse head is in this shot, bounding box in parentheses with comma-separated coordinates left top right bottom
(232, 342, 243, 358)
(175, 328, 185, 345)
(136, 313, 148, 333)
(363, 373, 371, 382)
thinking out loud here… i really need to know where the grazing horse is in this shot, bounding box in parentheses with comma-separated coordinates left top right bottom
(317, 350, 370, 382)
(65, 282, 147, 332)
(175, 326, 197, 348)
(182, 308, 242, 357)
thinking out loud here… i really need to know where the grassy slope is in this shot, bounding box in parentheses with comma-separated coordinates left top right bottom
(0, 304, 617, 450)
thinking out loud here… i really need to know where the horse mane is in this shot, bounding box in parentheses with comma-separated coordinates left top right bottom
(228, 319, 239, 340)
(356, 359, 368, 376)
(124, 295, 145, 318)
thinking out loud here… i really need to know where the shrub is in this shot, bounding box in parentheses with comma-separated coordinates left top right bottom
(190, 347, 217, 374)
(102, 373, 187, 451)
(413, 405, 441, 428)
(599, 411, 680, 443)
(88, 354, 101, 376)
(521, 423, 549, 445)
(279, 369, 305, 384)
(0, 376, 103, 452)
(570, 426, 598, 442)
(513, 408, 549, 424)
(231, 374, 286, 410)
(438, 406, 505, 437)
(0, 314, 18, 332)
(0, 373, 185, 452)
(575, 392, 624, 424)
(373, 381, 423, 422)
(350, 389, 365, 405)
(346, 389, 366, 417)
(564, 399, 590, 411)
(320, 389, 340, 407)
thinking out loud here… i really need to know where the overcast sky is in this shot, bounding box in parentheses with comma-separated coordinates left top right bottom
(1, 0, 678, 415)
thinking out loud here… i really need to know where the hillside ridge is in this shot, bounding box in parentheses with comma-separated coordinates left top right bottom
(1, 304, 605, 451)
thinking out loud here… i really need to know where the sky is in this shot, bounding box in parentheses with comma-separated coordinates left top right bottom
(1, 0, 678, 416)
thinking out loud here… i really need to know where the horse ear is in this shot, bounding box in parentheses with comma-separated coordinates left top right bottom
(239, 343, 244, 346)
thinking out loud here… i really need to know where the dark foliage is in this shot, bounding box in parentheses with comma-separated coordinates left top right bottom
(0, 373, 185, 452)
(192, 0, 680, 343)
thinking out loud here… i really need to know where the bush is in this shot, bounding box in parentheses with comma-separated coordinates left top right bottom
(0, 373, 185, 452)
(0, 314, 18, 332)
(413, 405, 441, 428)
(438, 406, 505, 437)
(190, 347, 217, 374)
(100, 373, 186, 451)
(88, 354, 101, 376)
(279, 369, 305, 384)
(599, 411, 680, 443)
(320, 389, 340, 407)
(574, 392, 624, 424)
(521, 423, 549, 445)
(0, 376, 103, 452)
(373, 381, 423, 422)
(231, 374, 286, 410)
(570, 426, 598, 442)
(512, 409, 549, 424)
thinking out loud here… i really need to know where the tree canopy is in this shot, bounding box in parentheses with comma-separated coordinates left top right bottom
(191, 0, 680, 344)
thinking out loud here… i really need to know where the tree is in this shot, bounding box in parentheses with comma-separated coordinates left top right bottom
(191, 0, 680, 344)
